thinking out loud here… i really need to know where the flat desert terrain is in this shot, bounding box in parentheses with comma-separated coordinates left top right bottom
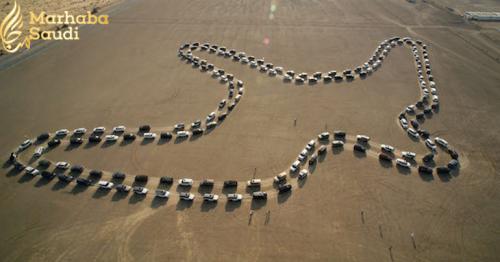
(0, 0, 499, 261)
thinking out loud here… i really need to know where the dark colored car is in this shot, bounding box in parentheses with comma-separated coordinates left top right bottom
(160, 132, 173, 140)
(139, 125, 151, 132)
(41, 170, 55, 179)
(192, 128, 204, 136)
(422, 153, 434, 163)
(70, 137, 83, 145)
(200, 179, 214, 187)
(218, 113, 227, 121)
(135, 175, 148, 183)
(418, 130, 430, 139)
(14, 162, 25, 171)
(37, 132, 50, 141)
(448, 160, 459, 169)
(160, 176, 173, 184)
(57, 173, 74, 182)
(223, 180, 238, 187)
(411, 120, 419, 129)
(123, 133, 136, 141)
(47, 139, 61, 148)
(76, 177, 93, 186)
(334, 131, 346, 139)
(70, 165, 84, 173)
(418, 165, 433, 174)
(278, 184, 292, 194)
(436, 166, 450, 174)
(447, 149, 459, 160)
(416, 113, 425, 120)
(89, 170, 103, 178)
(353, 144, 366, 153)
(88, 135, 101, 143)
(112, 172, 126, 180)
(379, 153, 392, 162)
(38, 159, 51, 168)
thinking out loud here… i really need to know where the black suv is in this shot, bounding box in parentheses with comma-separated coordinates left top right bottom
(88, 135, 101, 143)
(160, 132, 172, 140)
(76, 178, 93, 186)
(48, 139, 61, 147)
(139, 125, 151, 132)
(223, 180, 238, 187)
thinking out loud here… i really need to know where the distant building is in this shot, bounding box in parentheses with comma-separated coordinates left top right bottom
(464, 12, 500, 21)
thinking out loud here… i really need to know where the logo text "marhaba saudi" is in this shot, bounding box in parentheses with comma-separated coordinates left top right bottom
(0, 1, 109, 54)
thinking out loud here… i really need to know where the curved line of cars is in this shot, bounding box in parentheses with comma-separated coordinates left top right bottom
(295, 130, 459, 178)
(7, 37, 462, 207)
(182, 37, 459, 173)
(182, 41, 370, 84)
(180, 37, 433, 88)
(9, 46, 246, 162)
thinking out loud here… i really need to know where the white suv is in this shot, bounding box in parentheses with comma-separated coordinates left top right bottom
(178, 178, 193, 186)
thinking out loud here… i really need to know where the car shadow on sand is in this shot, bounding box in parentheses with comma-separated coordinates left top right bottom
(176, 200, 193, 211)
(418, 172, 434, 182)
(225, 200, 241, 212)
(128, 193, 147, 204)
(378, 159, 393, 169)
(151, 197, 168, 209)
(70, 184, 90, 194)
(93, 188, 111, 199)
(251, 198, 267, 210)
(353, 150, 367, 159)
(17, 173, 35, 184)
(277, 191, 291, 204)
(201, 201, 217, 212)
(52, 180, 71, 191)
(111, 191, 130, 201)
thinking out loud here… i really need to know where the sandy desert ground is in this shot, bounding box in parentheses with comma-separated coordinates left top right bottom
(0, 0, 499, 261)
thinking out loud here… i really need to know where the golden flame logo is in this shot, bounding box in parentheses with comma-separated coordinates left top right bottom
(0, 1, 31, 53)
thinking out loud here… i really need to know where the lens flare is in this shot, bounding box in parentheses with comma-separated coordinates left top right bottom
(268, 1, 278, 20)
(263, 37, 270, 46)
(270, 4, 277, 12)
